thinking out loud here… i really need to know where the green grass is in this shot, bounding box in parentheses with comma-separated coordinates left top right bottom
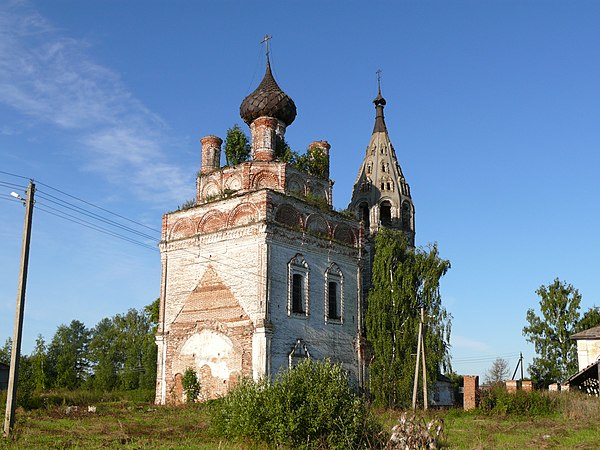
(1, 391, 599, 449)
(442, 392, 600, 449)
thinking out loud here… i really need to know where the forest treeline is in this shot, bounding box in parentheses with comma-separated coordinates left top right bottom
(0, 299, 159, 397)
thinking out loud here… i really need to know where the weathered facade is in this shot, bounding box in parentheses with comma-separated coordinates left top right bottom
(155, 56, 414, 404)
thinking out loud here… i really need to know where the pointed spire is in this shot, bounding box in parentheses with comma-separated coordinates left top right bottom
(372, 70, 387, 133)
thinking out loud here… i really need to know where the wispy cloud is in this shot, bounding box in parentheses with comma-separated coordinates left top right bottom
(0, 1, 193, 206)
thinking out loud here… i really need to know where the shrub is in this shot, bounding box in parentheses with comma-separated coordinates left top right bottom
(211, 359, 382, 449)
(182, 368, 201, 403)
(478, 386, 558, 416)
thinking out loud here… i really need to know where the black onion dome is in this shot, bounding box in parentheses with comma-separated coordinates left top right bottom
(240, 58, 297, 126)
(373, 89, 386, 107)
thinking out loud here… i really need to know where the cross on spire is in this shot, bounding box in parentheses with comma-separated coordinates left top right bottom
(376, 69, 382, 93)
(261, 34, 272, 57)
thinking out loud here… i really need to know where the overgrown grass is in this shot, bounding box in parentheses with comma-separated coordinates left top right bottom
(1, 389, 599, 449)
(444, 391, 600, 449)
(478, 386, 558, 416)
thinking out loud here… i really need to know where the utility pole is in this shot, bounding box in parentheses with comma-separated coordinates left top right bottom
(412, 303, 428, 410)
(3, 180, 35, 438)
(511, 352, 524, 381)
(420, 305, 428, 410)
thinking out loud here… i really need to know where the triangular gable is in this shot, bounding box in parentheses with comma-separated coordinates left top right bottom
(174, 265, 250, 324)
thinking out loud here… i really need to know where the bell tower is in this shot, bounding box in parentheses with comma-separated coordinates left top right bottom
(348, 81, 415, 246)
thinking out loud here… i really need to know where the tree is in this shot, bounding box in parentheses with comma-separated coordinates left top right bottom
(274, 135, 296, 162)
(30, 334, 47, 391)
(86, 300, 157, 392)
(523, 278, 581, 387)
(0, 337, 11, 365)
(306, 145, 328, 178)
(484, 358, 509, 387)
(224, 124, 251, 165)
(576, 306, 600, 333)
(87, 317, 120, 391)
(47, 320, 91, 389)
(366, 228, 451, 408)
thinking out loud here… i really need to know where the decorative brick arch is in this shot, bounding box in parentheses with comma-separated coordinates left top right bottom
(305, 213, 330, 238)
(169, 217, 196, 240)
(224, 174, 242, 191)
(202, 181, 220, 198)
(197, 210, 227, 233)
(287, 175, 305, 194)
(252, 171, 279, 190)
(333, 224, 356, 246)
(310, 183, 327, 201)
(228, 203, 259, 228)
(274, 203, 304, 230)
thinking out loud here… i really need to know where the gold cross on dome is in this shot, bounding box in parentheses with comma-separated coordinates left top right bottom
(261, 34, 272, 57)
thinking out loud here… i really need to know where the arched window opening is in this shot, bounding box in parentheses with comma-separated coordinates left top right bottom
(325, 263, 343, 323)
(328, 282, 339, 319)
(288, 254, 309, 316)
(380, 201, 392, 226)
(402, 201, 412, 232)
(292, 274, 304, 313)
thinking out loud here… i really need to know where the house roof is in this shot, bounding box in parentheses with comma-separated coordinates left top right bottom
(571, 325, 600, 340)
(566, 359, 600, 386)
(0, 362, 9, 370)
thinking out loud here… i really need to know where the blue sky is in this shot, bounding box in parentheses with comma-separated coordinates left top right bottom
(1, 0, 599, 379)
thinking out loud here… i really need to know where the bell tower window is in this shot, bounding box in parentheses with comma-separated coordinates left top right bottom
(380, 201, 392, 226)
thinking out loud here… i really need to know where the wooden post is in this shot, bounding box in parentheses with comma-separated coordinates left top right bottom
(412, 314, 422, 409)
(3, 181, 35, 437)
(421, 305, 428, 410)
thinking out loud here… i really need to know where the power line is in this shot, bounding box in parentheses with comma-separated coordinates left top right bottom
(452, 353, 520, 363)
(0, 180, 28, 191)
(36, 191, 159, 241)
(36, 180, 161, 234)
(0, 170, 30, 180)
(35, 205, 158, 252)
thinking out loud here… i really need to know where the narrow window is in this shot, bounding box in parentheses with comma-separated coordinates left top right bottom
(402, 201, 412, 232)
(380, 201, 392, 226)
(292, 274, 304, 313)
(325, 263, 343, 323)
(328, 281, 340, 319)
(288, 254, 309, 316)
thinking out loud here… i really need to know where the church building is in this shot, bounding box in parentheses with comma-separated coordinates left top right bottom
(154, 53, 413, 404)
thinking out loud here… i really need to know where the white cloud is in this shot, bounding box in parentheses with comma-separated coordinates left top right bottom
(0, 1, 193, 207)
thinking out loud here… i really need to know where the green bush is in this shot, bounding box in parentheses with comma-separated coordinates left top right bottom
(211, 359, 382, 449)
(478, 386, 558, 416)
(182, 368, 201, 403)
